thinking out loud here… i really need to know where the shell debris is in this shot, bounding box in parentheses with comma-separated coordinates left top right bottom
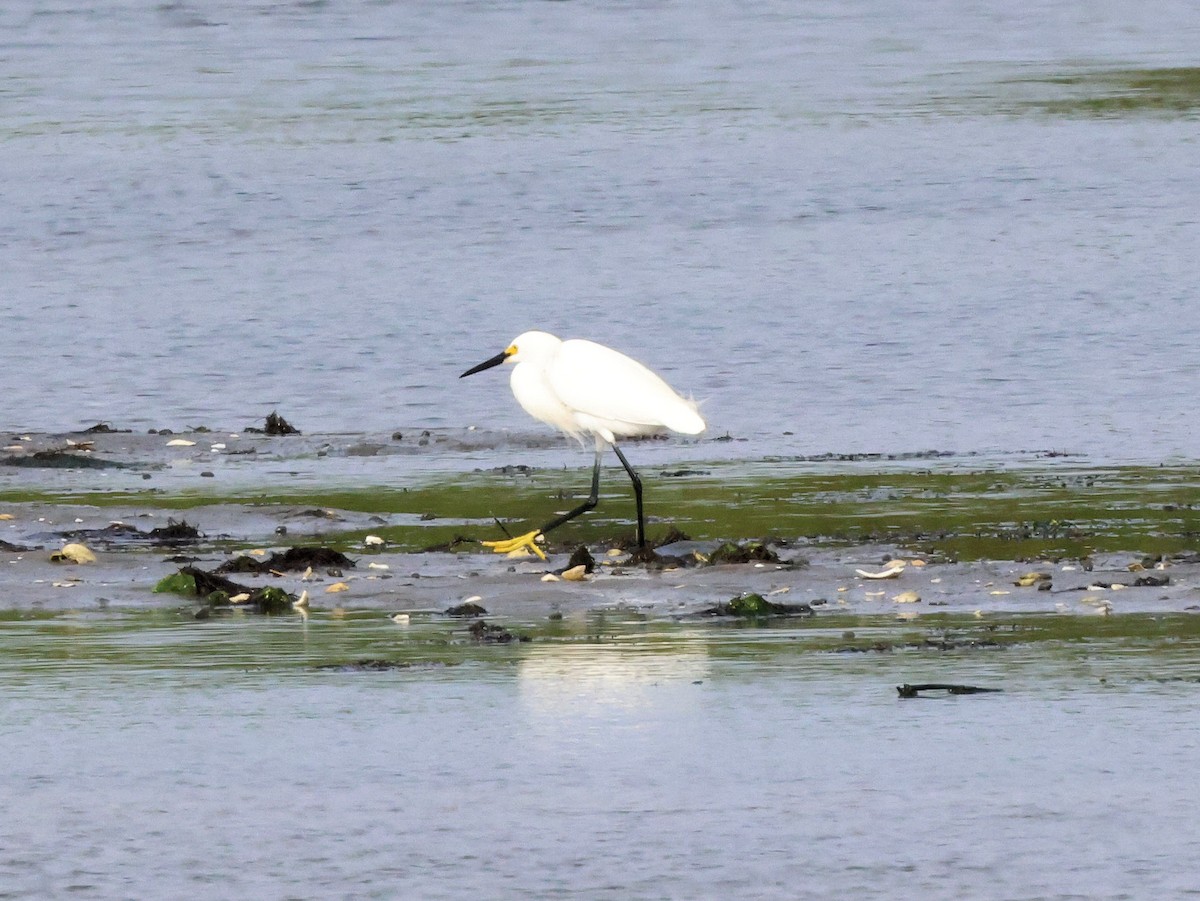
(561, 564, 589, 582)
(50, 543, 96, 564)
(856, 562, 906, 580)
(325, 582, 350, 593)
(892, 590, 921, 604)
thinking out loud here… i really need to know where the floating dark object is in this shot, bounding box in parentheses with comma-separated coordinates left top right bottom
(148, 519, 202, 543)
(422, 535, 474, 553)
(61, 519, 201, 546)
(2, 450, 131, 469)
(560, 545, 595, 575)
(467, 619, 528, 643)
(446, 601, 488, 616)
(77, 422, 130, 434)
(655, 526, 691, 547)
(214, 545, 354, 575)
(0, 539, 32, 552)
(314, 659, 416, 672)
(705, 541, 781, 566)
(154, 565, 294, 615)
(246, 411, 301, 436)
(697, 592, 814, 617)
(897, 683, 1003, 698)
(1133, 574, 1169, 587)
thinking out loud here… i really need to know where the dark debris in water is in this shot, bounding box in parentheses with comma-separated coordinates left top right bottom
(245, 411, 301, 436)
(467, 619, 529, 643)
(560, 545, 595, 575)
(313, 659, 455, 673)
(1, 449, 135, 470)
(61, 518, 202, 546)
(705, 540, 782, 566)
(897, 683, 1003, 699)
(423, 535, 474, 553)
(446, 601, 488, 616)
(215, 545, 354, 575)
(697, 593, 814, 618)
(155, 565, 295, 615)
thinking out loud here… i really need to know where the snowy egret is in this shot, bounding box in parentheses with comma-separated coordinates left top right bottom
(460, 330, 705, 559)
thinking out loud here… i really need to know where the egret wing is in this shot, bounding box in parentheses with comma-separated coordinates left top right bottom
(548, 339, 703, 435)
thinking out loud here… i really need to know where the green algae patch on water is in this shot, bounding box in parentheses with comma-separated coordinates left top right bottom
(6, 609, 1200, 685)
(153, 571, 197, 595)
(971, 67, 1200, 119)
(4, 460, 1200, 561)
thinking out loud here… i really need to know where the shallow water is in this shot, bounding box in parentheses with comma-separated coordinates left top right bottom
(3, 613, 1200, 899)
(2, 1, 1200, 461)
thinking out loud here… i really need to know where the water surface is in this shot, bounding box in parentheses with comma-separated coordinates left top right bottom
(2, 1, 1199, 461)
(3, 613, 1200, 899)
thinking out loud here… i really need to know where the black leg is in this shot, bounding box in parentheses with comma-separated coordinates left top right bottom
(537, 447, 602, 536)
(610, 443, 644, 548)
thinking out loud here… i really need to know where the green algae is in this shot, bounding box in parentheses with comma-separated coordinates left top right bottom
(3, 608, 1199, 680)
(1011, 67, 1200, 117)
(3, 460, 1200, 561)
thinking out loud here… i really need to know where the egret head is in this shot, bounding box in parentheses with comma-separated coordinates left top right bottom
(460, 331, 561, 378)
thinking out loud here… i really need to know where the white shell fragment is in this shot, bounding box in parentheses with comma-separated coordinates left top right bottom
(229, 593, 251, 604)
(856, 562, 906, 580)
(541, 573, 561, 582)
(50, 543, 96, 564)
(293, 590, 310, 609)
(367, 562, 390, 570)
(892, 590, 921, 604)
(364, 535, 385, 547)
(166, 439, 196, 447)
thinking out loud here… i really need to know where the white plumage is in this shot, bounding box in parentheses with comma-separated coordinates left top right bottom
(460, 330, 705, 556)
(503, 331, 705, 444)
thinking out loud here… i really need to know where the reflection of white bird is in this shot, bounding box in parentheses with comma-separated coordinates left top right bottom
(461, 330, 705, 558)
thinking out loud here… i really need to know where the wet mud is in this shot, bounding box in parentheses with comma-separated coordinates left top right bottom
(3, 428, 1200, 632)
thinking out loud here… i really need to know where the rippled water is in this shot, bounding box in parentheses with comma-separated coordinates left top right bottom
(3, 615, 1200, 899)
(2, 1, 1199, 461)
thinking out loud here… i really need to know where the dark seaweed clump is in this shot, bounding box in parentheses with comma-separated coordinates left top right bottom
(698, 593, 814, 618)
(705, 541, 782, 566)
(215, 546, 354, 574)
(467, 620, 529, 643)
(62, 519, 201, 546)
(245, 411, 301, 436)
(155, 565, 295, 615)
(1, 449, 133, 470)
(446, 601, 487, 616)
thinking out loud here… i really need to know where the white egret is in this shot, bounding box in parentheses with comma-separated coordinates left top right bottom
(460, 330, 705, 559)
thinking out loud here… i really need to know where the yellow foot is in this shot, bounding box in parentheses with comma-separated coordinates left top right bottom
(481, 529, 547, 561)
